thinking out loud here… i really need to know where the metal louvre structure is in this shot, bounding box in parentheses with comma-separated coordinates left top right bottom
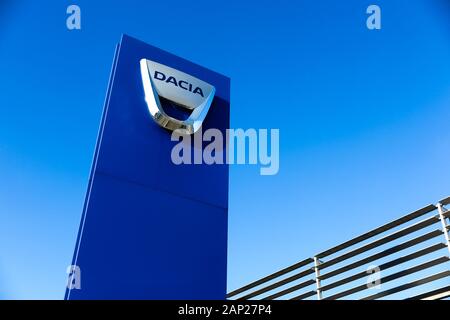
(228, 196, 450, 300)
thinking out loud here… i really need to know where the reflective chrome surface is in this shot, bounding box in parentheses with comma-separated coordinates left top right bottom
(140, 59, 216, 134)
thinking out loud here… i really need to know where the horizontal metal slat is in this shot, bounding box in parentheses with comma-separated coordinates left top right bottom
(236, 267, 315, 300)
(320, 242, 447, 292)
(362, 270, 450, 300)
(289, 290, 317, 300)
(316, 204, 437, 259)
(406, 285, 450, 300)
(422, 291, 450, 300)
(227, 258, 313, 298)
(262, 279, 316, 300)
(319, 229, 443, 281)
(324, 256, 450, 300)
(439, 196, 450, 206)
(319, 214, 441, 270)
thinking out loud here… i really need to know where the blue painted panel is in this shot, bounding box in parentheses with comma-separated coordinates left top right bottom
(98, 35, 229, 208)
(68, 173, 227, 299)
(66, 35, 230, 299)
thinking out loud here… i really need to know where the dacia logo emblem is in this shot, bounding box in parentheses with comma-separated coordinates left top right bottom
(140, 59, 215, 134)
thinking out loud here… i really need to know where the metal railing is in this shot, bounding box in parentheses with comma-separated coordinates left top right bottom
(228, 196, 450, 300)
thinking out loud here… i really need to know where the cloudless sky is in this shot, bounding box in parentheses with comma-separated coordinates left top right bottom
(0, 0, 449, 299)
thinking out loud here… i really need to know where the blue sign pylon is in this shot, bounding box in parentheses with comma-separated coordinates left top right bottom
(65, 35, 230, 300)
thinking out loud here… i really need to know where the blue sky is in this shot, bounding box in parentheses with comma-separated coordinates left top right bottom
(0, 0, 449, 299)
